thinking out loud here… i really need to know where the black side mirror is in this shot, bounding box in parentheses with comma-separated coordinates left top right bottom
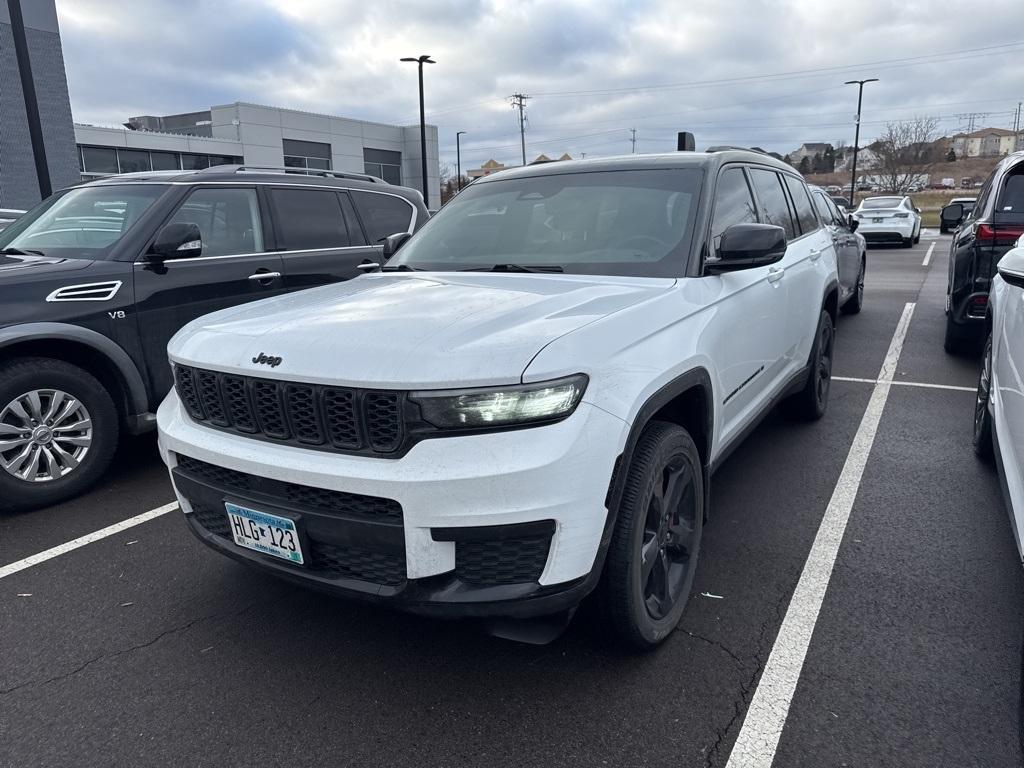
(381, 231, 412, 259)
(848, 215, 859, 233)
(149, 222, 202, 261)
(706, 223, 787, 274)
(941, 203, 964, 223)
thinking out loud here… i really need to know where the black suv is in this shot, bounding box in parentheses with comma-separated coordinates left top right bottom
(943, 151, 1024, 353)
(0, 166, 428, 511)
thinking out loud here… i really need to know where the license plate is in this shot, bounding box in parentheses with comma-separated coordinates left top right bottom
(225, 502, 304, 564)
(872, 217, 884, 223)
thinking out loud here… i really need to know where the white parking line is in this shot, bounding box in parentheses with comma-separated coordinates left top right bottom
(922, 242, 935, 267)
(0, 502, 178, 580)
(725, 302, 915, 768)
(833, 375, 974, 393)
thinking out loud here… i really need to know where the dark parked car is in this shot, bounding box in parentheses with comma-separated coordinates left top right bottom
(943, 151, 1024, 352)
(939, 196, 976, 234)
(0, 165, 428, 510)
(830, 195, 852, 212)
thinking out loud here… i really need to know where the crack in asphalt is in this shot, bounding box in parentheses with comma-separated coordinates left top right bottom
(678, 629, 744, 667)
(701, 586, 792, 768)
(0, 594, 286, 697)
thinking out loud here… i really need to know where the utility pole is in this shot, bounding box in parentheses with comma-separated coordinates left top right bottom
(630, 128, 637, 154)
(455, 131, 466, 191)
(844, 78, 878, 207)
(512, 93, 530, 165)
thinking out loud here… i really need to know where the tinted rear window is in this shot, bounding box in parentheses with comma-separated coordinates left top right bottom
(998, 171, 1024, 213)
(861, 197, 902, 209)
(270, 188, 352, 250)
(350, 191, 414, 243)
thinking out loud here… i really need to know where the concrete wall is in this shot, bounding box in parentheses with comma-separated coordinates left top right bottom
(0, 0, 79, 209)
(209, 103, 439, 204)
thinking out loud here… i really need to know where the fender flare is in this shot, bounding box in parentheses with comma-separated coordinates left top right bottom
(593, 367, 715, 573)
(0, 322, 150, 416)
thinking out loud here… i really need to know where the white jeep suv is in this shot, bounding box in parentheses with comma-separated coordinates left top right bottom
(157, 151, 839, 648)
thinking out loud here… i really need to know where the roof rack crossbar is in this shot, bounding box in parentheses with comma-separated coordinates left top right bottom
(197, 165, 384, 183)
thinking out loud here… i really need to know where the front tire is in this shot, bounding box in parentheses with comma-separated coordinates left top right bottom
(973, 332, 994, 461)
(787, 310, 834, 421)
(0, 358, 119, 512)
(902, 236, 914, 248)
(602, 421, 704, 650)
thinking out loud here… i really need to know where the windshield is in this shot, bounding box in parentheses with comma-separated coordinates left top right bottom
(0, 184, 167, 259)
(392, 168, 702, 278)
(860, 197, 902, 210)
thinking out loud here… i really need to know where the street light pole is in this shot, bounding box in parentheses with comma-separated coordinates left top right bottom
(845, 78, 878, 207)
(456, 131, 466, 191)
(401, 55, 435, 207)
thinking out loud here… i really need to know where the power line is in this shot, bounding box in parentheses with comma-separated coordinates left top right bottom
(529, 41, 1024, 99)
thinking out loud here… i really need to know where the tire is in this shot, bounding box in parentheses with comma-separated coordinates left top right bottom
(940, 225, 948, 234)
(0, 358, 119, 512)
(973, 332, 995, 461)
(787, 310, 834, 421)
(601, 420, 704, 650)
(902, 236, 913, 248)
(841, 258, 865, 315)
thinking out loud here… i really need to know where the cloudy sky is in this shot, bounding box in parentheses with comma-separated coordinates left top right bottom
(56, 0, 1024, 172)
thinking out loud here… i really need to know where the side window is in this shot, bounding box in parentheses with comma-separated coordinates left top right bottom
(972, 172, 997, 221)
(350, 191, 414, 243)
(748, 169, 797, 241)
(825, 195, 847, 225)
(269, 188, 351, 250)
(998, 168, 1024, 213)
(710, 167, 758, 251)
(783, 175, 819, 235)
(811, 191, 835, 225)
(165, 187, 263, 257)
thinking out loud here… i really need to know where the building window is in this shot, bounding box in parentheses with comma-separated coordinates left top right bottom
(363, 148, 402, 185)
(283, 139, 332, 170)
(77, 145, 244, 179)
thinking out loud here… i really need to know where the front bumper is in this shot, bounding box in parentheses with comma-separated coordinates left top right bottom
(157, 391, 628, 618)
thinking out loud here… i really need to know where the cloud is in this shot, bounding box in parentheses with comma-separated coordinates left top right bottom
(56, 0, 1024, 170)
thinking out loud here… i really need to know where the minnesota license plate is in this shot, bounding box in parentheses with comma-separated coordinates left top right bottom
(225, 502, 304, 564)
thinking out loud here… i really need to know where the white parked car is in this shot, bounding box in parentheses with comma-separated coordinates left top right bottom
(157, 151, 840, 648)
(853, 195, 922, 247)
(974, 236, 1024, 562)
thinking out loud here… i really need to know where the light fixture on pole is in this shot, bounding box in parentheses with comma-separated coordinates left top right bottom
(844, 78, 878, 207)
(400, 54, 436, 207)
(456, 131, 466, 191)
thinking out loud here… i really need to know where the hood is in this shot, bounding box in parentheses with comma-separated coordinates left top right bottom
(170, 272, 673, 388)
(0, 253, 94, 277)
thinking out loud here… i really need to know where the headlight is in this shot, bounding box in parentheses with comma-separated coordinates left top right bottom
(411, 374, 588, 429)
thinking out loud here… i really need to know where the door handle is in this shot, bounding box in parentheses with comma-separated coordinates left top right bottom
(767, 266, 785, 283)
(248, 271, 281, 281)
(809, 248, 823, 262)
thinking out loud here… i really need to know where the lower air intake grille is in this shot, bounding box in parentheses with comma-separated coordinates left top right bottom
(455, 534, 552, 586)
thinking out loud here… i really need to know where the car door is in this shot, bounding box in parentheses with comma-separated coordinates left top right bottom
(705, 165, 791, 441)
(778, 173, 832, 372)
(995, 260, 1024, 478)
(267, 186, 381, 291)
(133, 185, 285, 399)
(813, 189, 858, 302)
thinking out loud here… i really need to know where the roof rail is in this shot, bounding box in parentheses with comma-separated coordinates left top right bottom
(705, 145, 768, 155)
(199, 165, 384, 183)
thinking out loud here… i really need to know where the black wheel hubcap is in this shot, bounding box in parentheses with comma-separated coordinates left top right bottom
(816, 322, 834, 405)
(640, 455, 698, 620)
(975, 340, 991, 438)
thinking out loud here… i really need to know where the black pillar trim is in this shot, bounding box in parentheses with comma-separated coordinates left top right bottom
(8, 0, 51, 199)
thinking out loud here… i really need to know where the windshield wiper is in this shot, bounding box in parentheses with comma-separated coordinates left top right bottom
(1, 247, 46, 257)
(380, 263, 421, 272)
(460, 263, 564, 273)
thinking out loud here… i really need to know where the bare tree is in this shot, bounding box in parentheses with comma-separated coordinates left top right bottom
(872, 117, 940, 193)
(438, 162, 471, 205)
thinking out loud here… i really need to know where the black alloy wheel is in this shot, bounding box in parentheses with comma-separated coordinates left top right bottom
(973, 332, 994, 460)
(602, 421, 704, 650)
(788, 310, 834, 421)
(842, 259, 865, 315)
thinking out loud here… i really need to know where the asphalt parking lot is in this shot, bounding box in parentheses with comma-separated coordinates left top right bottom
(2, 233, 1022, 768)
